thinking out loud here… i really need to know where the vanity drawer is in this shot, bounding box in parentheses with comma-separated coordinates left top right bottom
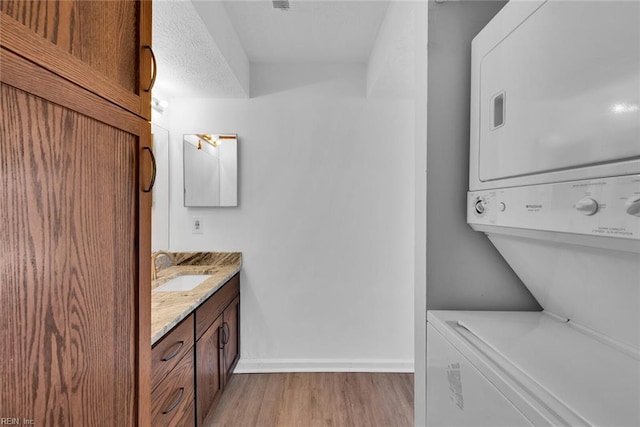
(195, 274, 239, 340)
(175, 401, 195, 427)
(151, 348, 195, 427)
(152, 314, 194, 389)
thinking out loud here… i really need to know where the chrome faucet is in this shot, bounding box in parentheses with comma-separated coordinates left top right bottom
(151, 251, 175, 280)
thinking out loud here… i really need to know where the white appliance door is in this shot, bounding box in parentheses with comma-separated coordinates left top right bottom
(427, 323, 533, 427)
(478, 0, 640, 182)
(428, 311, 640, 427)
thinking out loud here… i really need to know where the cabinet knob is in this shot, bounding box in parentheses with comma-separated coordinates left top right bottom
(626, 196, 640, 217)
(574, 197, 598, 216)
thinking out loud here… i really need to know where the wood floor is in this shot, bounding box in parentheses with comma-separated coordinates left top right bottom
(206, 373, 414, 427)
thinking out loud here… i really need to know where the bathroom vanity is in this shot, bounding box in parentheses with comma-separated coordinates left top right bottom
(150, 252, 242, 426)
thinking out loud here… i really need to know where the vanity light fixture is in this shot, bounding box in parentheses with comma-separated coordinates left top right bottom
(196, 134, 237, 150)
(197, 134, 217, 149)
(151, 96, 169, 113)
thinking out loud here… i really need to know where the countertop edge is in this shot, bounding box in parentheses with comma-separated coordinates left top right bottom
(151, 265, 241, 346)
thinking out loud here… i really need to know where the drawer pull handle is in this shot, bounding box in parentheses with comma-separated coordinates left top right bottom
(142, 147, 156, 193)
(161, 340, 184, 362)
(143, 45, 157, 92)
(223, 322, 230, 345)
(162, 387, 184, 415)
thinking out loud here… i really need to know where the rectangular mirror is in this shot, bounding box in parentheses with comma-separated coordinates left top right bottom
(183, 133, 238, 207)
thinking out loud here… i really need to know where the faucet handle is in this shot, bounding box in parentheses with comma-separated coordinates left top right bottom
(151, 251, 175, 280)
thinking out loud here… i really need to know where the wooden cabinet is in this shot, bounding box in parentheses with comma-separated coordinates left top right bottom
(151, 348, 195, 427)
(150, 274, 241, 426)
(1, 2, 152, 425)
(195, 273, 241, 426)
(0, 0, 154, 119)
(196, 315, 225, 426)
(195, 274, 240, 340)
(222, 295, 241, 384)
(151, 315, 195, 427)
(152, 315, 195, 391)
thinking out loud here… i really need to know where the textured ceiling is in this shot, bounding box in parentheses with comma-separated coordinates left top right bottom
(153, 0, 393, 99)
(222, 0, 390, 63)
(153, 0, 248, 99)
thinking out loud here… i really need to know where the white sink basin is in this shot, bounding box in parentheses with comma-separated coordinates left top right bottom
(153, 274, 212, 292)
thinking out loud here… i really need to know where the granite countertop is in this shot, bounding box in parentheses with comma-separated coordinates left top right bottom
(151, 252, 242, 345)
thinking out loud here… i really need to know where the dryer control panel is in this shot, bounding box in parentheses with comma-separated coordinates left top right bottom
(468, 175, 640, 239)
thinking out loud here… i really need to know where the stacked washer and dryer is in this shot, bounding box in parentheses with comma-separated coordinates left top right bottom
(427, 1, 640, 426)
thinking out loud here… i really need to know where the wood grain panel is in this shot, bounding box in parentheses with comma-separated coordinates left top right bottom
(0, 83, 138, 425)
(196, 316, 224, 426)
(176, 401, 196, 427)
(138, 0, 153, 121)
(0, 47, 141, 135)
(152, 314, 194, 391)
(1, 0, 137, 92)
(195, 274, 239, 341)
(138, 127, 153, 427)
(207, 373, 414, 427)
(222, 296, 240, 385)
(0, 0, 153, 119)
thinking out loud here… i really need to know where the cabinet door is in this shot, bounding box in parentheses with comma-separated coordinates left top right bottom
(222, 295, 241, 385)
(0, 49, 151, 426)
(0, 0, 153, 119)
(196, 316, 224, 426)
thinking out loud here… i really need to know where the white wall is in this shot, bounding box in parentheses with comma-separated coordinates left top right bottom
(151, 89, 172, 251)
(367, 1, 417, 99)
(167, 63, 415, 372)
(426, 1, 540, 310)
(412, 2, 429, 425)
(151, 123, 170, 251)
(367, 0, 429, 422)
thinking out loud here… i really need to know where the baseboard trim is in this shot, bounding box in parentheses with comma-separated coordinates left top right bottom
(234, 358, 414, 373)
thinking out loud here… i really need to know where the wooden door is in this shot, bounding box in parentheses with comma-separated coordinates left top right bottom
(195, 316, 224, 426)
(0, 49, 151, 426)
(0, 0, 154, 119)
(222, 296, 241, 385)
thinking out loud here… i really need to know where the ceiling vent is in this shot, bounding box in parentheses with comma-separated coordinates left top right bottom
(272, 0, 290, 11)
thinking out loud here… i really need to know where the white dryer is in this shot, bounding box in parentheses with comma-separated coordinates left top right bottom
(427, 1, 640, 426)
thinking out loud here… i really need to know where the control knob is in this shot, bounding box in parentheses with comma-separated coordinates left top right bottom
(626, 196, 640, 217)
(574, 198, 598, 216)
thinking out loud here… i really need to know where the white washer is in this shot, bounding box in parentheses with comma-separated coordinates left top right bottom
(427, 1, 640, 425)
(428, 175, 640, 426)
(427, 309, 640, 427)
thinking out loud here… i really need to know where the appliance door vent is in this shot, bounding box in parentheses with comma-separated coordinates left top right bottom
(273, 1, 290, 10)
